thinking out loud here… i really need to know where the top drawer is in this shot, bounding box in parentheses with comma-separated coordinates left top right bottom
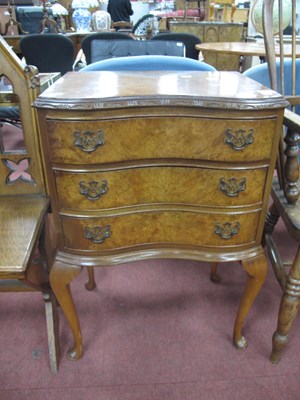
(46, 116, 277, 164)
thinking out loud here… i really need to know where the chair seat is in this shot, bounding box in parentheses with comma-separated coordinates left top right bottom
(0, 195, 49, 279)
(0, 106, 20, 120)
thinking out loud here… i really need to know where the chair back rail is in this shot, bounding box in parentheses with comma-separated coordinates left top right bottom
(262, 0, 299, 204)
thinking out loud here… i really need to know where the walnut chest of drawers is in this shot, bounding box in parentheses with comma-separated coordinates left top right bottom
(34, 70, 287, 361)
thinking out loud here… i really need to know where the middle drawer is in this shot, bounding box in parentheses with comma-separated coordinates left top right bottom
(54, 166, 267, 210)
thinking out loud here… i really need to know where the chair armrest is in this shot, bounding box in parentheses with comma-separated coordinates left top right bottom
(284, 108, 300, 132)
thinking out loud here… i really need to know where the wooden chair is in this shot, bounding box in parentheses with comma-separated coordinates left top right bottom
(0, 36, 60, 373)
(260, 0, 300, 363)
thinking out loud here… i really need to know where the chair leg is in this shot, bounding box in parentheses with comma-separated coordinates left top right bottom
(265, 233, 287, 290)
(271, 244, 300, 364)
(264, 202, 280, 237)
(43, 291, 60, 374)
(85, 266, 96, 290)
(184, 1, 188, 20)
(264, 202, 287, 289)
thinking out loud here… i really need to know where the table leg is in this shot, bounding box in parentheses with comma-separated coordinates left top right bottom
(271, 244, 300, 363)
(50, 260, 83, 361)
(233, 253, 267, 350)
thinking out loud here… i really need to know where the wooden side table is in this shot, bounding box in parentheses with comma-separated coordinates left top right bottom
(35, 70, 288, 362)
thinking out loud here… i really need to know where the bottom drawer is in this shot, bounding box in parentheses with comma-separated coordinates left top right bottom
(61, 210, 260, 251)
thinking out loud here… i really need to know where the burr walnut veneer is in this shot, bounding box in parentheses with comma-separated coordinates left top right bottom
(34, 70, 287, 361)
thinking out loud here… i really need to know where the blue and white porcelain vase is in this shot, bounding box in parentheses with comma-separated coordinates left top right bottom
(72, 0, 93, 32)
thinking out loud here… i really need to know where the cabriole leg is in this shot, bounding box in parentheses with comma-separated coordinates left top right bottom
(233, 253, 267, 350)
(50, 260, 83, 361)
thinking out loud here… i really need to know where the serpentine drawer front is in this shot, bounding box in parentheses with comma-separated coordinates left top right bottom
(60, 210, 260, 251)
(47, 116, 277, 164)
(54, 166, 267, 210)
(34, 71, 288, 362)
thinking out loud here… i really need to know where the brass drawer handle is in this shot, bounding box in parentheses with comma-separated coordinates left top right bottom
(219, 177, 246, 197)
(73, 129, 104, 153)
(214, 222, 240, 239)
(84, 225, 111, 244)
(225, 128, 254, 150)
(79, 180, 108, 201)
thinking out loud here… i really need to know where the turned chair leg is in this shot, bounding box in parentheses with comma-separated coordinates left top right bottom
(264, 202, 287, 290)
(271, 244, 300, 363)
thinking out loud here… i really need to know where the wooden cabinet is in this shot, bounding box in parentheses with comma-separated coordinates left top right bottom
(35, 70, 287, 361)
(169, 21, 244, 70)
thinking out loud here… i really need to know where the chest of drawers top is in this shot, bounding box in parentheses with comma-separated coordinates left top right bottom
(34, 71, 286, 111)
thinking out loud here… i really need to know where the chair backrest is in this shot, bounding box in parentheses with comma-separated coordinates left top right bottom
(261, 0, 299, 203)
(132, 14, 160, 38)
(91, 10, 111, 31)
(263, 0, 296, 97)
(81, 32, 134, 64)
(150, 32, 201, 60)
(20, 33, 75, 75)
(79, 55, 217, 71)
(90, 39, 185, 63)
(0, 35, 45, 197)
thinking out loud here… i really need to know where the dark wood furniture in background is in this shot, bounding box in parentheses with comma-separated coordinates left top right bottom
(0, 36, 59, 373)
(34, 70, 287, 362)
(169, 20, 244, 70)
